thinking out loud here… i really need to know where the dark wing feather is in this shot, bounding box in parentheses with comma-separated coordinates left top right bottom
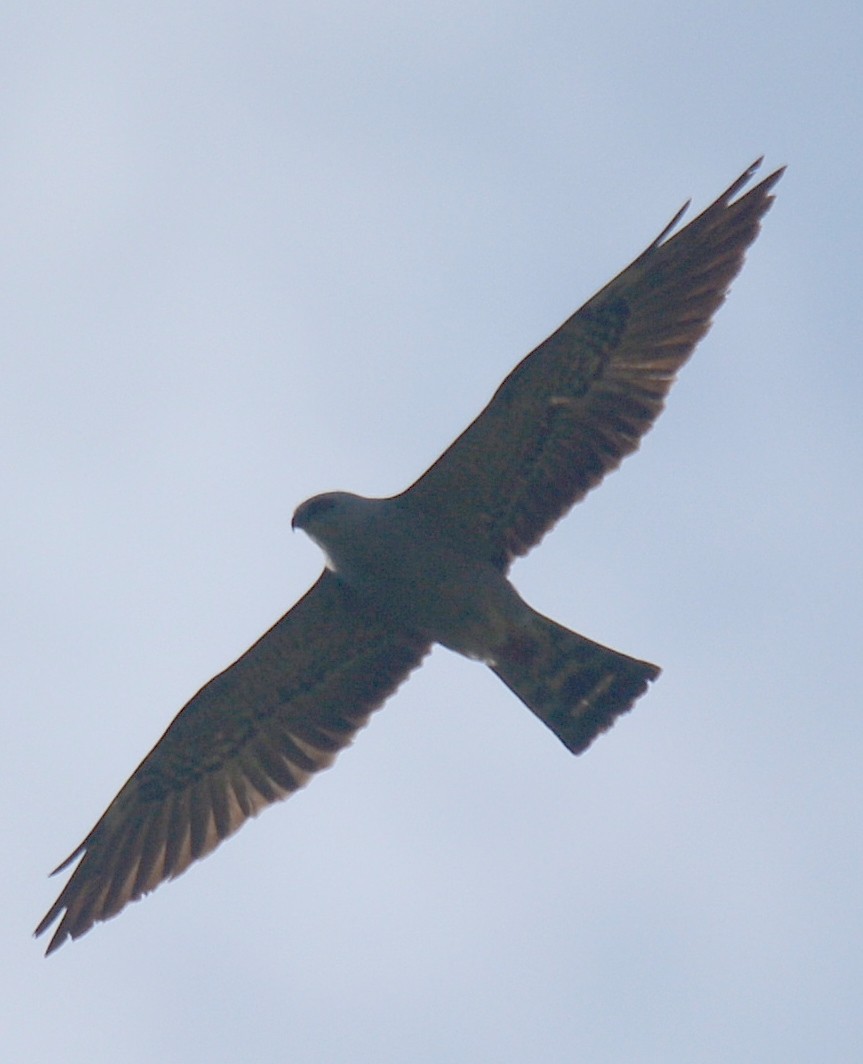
(404, 160, 783, 570)
(35, 571, 428, 954)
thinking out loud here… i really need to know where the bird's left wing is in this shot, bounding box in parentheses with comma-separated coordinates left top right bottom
(35, 570, 429, 954)
(404, 161, 783, 570)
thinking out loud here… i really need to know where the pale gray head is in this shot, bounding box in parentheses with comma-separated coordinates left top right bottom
(291, 491, 368, 535)
(292, 492, 343, 534)
(291, 491, 383, 576)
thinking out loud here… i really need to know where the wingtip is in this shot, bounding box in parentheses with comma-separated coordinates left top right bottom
(33, 909, 66, 955)
(50, 843, 85, 877)
(729, 156, 786, 203)
(743, 156, 785, 183)
(649, 157, 784, 253)
(722, 157, 767, 204)
(761, 162, 787, 192)
(650, 198, 691, 249)
(42, 930, 66, 957)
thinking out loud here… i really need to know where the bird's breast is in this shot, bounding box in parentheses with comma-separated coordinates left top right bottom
(322, 499, 514, 655)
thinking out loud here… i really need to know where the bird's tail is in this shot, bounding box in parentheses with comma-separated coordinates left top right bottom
(490, 610, 660, 754)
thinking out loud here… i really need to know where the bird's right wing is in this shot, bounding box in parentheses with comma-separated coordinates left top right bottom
(36, 570, 429, 954)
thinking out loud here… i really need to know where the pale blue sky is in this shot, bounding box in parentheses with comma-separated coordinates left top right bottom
(3, 4, 861, 1062)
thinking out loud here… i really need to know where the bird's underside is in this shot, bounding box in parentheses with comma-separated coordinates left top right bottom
(36, 159, 783, 954)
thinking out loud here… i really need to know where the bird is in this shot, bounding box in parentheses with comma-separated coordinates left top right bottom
(36, 159, 783, 954)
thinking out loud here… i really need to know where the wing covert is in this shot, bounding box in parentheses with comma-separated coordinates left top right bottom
(405, 160, 783, 569)
(36, 571, 428, 954)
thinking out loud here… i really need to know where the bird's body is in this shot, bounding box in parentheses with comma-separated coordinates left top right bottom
(293, 490, 659, 748)
(36, 160, 783, 954)
(294, 491, 521, 659)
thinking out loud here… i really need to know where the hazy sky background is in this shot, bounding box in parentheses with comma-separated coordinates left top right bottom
(4, 4, 861, 1062)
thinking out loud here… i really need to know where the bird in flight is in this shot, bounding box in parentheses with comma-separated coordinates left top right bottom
(37, 159, 782, 954)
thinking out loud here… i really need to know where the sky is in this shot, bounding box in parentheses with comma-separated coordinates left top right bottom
(3, 3, 861, 1062)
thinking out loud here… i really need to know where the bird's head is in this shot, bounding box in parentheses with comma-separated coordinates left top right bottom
(291, 492, 343, 534)
(291, 492, 383, 574)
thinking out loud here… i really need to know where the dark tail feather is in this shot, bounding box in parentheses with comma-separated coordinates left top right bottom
(490, 614, 660, 754)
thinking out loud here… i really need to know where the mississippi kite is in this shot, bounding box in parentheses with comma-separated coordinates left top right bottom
(36, 160, 782, 954)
